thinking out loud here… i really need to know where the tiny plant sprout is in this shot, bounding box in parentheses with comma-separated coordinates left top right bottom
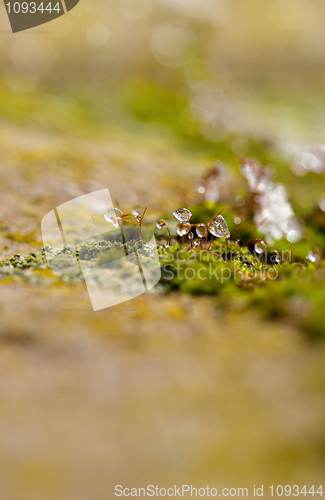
(104, 207, 124, 222)
(196, 223, 207, 239)
(173, 208, 192, 222)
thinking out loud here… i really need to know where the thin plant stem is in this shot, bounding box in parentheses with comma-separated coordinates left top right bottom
(245, 218, 267, 246)
(165, 224, 172, 245)
(291, 242, 297, 262)
(284, 242, 294, 263)
(140, 207, 147, 226)
(206, 236, 214, 251)
(209, 208, 225, 223)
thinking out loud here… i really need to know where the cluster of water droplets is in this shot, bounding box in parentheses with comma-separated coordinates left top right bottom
(155, 206, 231, 247)
(240, 158, 302, 243)
(173, 208, 193, 239)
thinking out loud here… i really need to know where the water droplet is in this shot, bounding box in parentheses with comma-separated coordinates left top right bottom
(176, 222, 191, 236)
(274, 254, 281, 264)
(193, 240, 200, 247)
(112, 216, 123, 228)
(254, 240, 266, 254)
(173, 208, 192, 222)
(209, 215, 230, 238)
(188, 232, 194, 240)
(156, 219, 166, 229)
(135, 215, 142, 223)
(234, 217, 241, 224)
(198, 185, 205, 194)
(104, 207, 123, 222)
(132, 209, 141, 217)
(235, 195, 245, 207)
(196, 223, 207, 239)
